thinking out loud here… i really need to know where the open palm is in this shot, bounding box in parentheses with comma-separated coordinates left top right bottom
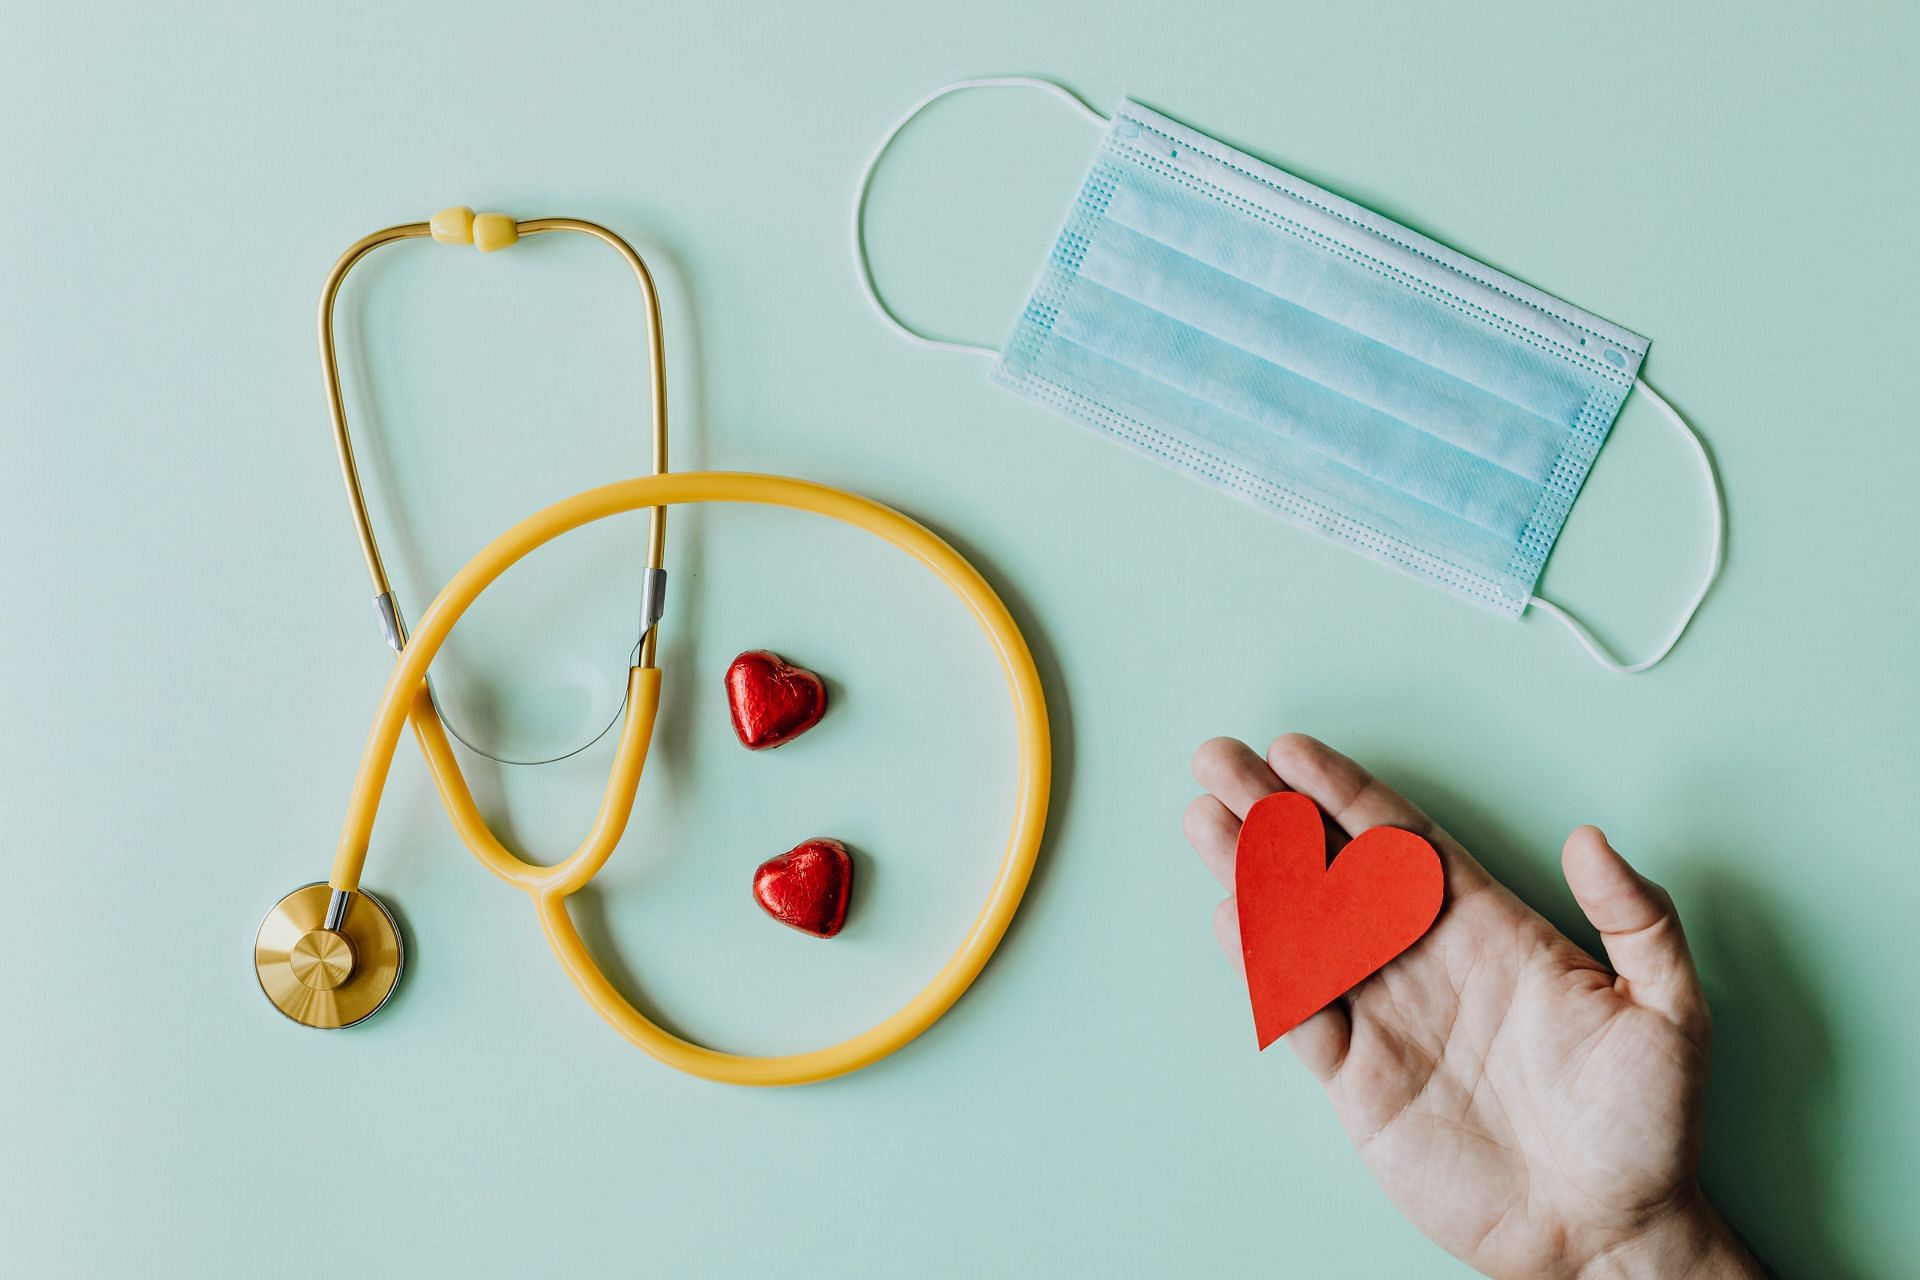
(1184, 734, 1760, 1279)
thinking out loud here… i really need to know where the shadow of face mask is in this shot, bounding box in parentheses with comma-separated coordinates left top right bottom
(853, 77, 1724, 674)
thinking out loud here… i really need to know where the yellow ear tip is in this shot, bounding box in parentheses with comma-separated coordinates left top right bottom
(429, 206, 475, 245)
(472, 213, 519, 253)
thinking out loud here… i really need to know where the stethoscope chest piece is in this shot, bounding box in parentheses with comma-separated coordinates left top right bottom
(255, 883, 403, 1029)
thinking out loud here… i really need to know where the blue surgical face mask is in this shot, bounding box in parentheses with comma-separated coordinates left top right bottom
(854, 77, 1723, 673)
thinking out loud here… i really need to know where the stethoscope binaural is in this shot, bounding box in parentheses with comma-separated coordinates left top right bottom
(254, 208, 1051, 1086)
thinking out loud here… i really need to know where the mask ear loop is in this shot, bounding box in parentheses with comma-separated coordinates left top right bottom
(1528, 377, 1725, 674)
(856, 83, 1724, 674)
(852, 76, 1108, 358)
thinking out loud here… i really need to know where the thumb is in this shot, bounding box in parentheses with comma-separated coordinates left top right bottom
(1562, 825, 1710, 1041)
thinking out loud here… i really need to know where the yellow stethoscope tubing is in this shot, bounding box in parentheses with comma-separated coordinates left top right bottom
(401, 670, 660, 896)
(329, 471, 1051, 1086)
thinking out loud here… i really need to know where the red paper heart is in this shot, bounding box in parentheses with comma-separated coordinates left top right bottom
(753, 838, 854, 938)
(1235, 791, 1444, 1049)
(725, 650, 827, 750)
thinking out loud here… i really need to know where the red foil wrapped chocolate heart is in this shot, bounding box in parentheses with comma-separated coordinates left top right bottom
(724, 650, 827, 750)
(753, 839, 854, 938)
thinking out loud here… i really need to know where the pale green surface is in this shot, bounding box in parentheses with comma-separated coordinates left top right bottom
(2, 2, 1915, 1275)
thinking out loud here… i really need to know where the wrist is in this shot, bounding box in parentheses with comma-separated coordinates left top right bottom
(1571, 1188, 1765, 1280)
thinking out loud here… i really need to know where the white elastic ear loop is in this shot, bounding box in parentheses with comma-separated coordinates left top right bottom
(852, 76, 1108, 359)
(1528, 377, 1725, 674)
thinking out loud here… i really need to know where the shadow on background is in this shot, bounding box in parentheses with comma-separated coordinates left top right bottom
(1380, 767, 1863, 1279)
(916, 517, 1077, 961)
(566, 883, 701, 1046)
(1388, 766, 1573, 933)
(826, 515, 1077, 1079)
(1684, 870, 1861, 1280)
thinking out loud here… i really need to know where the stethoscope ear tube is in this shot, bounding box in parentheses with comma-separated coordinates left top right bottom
(318, 211, 672, 759)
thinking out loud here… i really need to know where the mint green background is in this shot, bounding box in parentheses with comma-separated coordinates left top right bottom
(3, 2, 1915, 1275)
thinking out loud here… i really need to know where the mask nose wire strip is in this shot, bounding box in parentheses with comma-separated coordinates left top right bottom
(1528, 377, 1726, 674)
(852, 76, 1108, 358)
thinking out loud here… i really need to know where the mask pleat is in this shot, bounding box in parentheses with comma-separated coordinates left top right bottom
(1033, 321, 1526, 577)
(1103, 162, 1595, 433)
(1051, 278, 1541, 545)
(1079, 222, 1567, 484)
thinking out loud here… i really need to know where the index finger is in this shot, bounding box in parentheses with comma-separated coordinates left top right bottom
(1190, 736, 1289, 819)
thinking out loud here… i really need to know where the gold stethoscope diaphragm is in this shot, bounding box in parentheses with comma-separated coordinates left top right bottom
(255, 883, 402, 1029)
(257, 209, 1051, 1085)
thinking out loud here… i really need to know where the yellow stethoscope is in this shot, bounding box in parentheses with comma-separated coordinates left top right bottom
(253, 208, 1050, 1086)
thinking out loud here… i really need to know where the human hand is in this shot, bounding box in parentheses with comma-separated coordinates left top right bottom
(1184, 734, 1765, 1280)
